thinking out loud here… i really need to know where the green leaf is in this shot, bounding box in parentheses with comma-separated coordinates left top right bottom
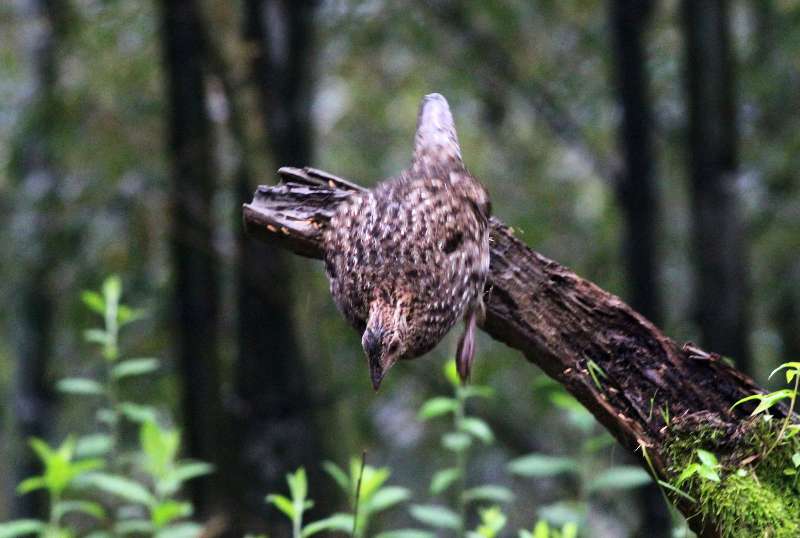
(463, 485, 515, 503)
(82, 473, 155, 505)
(287, 468, 308, 503)
(118, 403, 158, 423)
(54, 500, 106, 520)
(140, 420, 180, 477)
(154, 523, 203, 538)
(676, 463, 700, 485)
(752, 390, 794, 415)
(301, 513, 354, 537)
(408, 504, 460, 529)
(367, 486, 410, 512)
(75, 434, 113, 457)
(792, 452, 800, 468)
(81, 291, 106, 315)
(658, 480, 697, 503)
(443, 360, 460, 387)
(266, 494, 295, 520)
(696, 450, 718, 468)
(697, 466, 721, 482)
(57, 378, 104, 396)
(768, 362, 800, 380)
(441, 432, 472, 452)
(460, 385, 494, 399)
(374, 531, 437, 538)
(28, 438, 55, 463)
(103, 276, 122, 306)
(112, 358, 160, 379)
(152, 500, 192, 527)
(169, 462, 213, 485)
(537, 501, 585, 528)
(458, 417, 494, 444)
(359, 465, 391, 501)
(322, 461, 350, 494)
(17, 477, 46, 495)
(418, 397, 458, 420)
(430, 467, 461, 495)
(0, 520, 45, 538)
(507, 454, 578, 477)
(83, 329, 109, 346)
(587, 466, 651, 492)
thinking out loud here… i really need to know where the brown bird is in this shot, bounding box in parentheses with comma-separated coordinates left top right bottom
(323, 93, 491, 390)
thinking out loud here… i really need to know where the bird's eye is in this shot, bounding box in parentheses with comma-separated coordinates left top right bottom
(387, 341, 399, 354)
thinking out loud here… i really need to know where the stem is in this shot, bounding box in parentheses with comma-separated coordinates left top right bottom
(454, 382, 468, 538)
(352, 451, 367, 538)
(48, 491, 60, 530)
(764, 371, 799, 462)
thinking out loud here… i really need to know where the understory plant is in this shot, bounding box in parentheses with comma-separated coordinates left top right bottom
(0, 276, 209, 537)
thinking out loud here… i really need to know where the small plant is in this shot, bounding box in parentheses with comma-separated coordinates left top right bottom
(266, 467, 354, 538)
(467, 505, 506, 538)
(675, 449, 721, 486)
(0, 437, 105, 537)
(0, 276, 209, 537)
(322, 456, 411, 537)
(732, 361, 800, 463)
(80, 419, 212, 535)
(410, 360, 513, 536)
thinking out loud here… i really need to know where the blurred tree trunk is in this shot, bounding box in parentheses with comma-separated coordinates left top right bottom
(681, 0, 751, 373)
(159, 0, 222, 514)
(608, 3, 671, 535)
(609, 0, 662, 324)
(8, 0, 66, 520)
(225, 0, 325, 531)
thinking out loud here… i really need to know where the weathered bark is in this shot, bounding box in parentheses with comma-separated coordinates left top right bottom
(682, 0, 751, 373)
(159, 0, 222, 513)
(226, 0, 325, 532)
(8, 0, 67, 520)
(243, 167, 795, 537)
(608, 2, 670, 533)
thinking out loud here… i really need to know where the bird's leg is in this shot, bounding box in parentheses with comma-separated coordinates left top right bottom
(456, 309, 478, 382)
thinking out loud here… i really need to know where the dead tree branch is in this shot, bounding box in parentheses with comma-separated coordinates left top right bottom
(243, 167, 789, 537)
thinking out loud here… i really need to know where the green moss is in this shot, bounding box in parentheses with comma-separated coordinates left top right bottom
(663, 418, 800, 538)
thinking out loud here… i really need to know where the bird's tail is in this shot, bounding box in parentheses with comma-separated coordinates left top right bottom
(411, 93, 463, 173)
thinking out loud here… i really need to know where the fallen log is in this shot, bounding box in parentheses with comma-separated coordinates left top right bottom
(243, 166, 799, 538)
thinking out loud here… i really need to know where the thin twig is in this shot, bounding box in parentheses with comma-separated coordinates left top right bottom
(351, 450, 367, 538)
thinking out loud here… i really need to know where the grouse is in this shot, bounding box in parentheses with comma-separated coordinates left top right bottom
(323, 93, 491, 390)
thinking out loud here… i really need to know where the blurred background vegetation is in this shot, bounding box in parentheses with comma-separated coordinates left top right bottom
(1, 0, 798, 536)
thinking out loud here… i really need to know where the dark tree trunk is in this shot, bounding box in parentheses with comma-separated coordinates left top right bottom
(609, 0, 662, 324)
(8, 0, 66, 520)
(681, 0, 751, 373)
(608, 2, 671, 535)
(159, 0, 221, 514)
(224, 0, 325, 532)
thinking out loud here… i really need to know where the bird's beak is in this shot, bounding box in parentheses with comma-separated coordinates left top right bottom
(370, 358, 386, 391)
(363, 327, 386, 391)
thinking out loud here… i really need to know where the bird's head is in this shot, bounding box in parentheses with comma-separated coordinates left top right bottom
(362, 302, 407, 391)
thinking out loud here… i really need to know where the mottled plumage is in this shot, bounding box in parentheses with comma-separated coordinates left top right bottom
(323, 94, 491, 389)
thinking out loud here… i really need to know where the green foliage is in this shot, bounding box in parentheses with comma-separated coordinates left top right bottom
(266, 467, 354, 538)
(2, 277, 208, 537)
(410, 361, 513, 537)
(321, 457, 410, 538)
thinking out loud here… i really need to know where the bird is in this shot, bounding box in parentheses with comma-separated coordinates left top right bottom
(323, 93, 491, 390)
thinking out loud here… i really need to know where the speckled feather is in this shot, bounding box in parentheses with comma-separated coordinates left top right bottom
(322, 94, 490, 384)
